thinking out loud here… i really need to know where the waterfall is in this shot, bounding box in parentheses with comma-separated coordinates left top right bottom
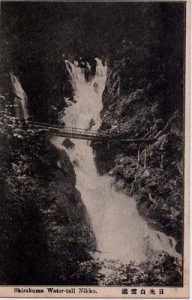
(10, 72, 29, 120)
(53, 59, 180, 264)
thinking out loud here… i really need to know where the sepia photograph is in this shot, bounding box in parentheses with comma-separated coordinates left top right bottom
(0, 0, 190, 298)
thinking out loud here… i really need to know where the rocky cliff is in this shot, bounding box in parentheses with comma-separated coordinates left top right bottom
(94, 7, 184, 253)
(0, 13, 97, 285)
(0, 128, 96, 284)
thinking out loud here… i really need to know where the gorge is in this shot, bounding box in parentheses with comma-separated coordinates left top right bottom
(0, 1, 184, 286)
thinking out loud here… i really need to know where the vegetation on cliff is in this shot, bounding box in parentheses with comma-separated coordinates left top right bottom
(0, 101, 97, 284)
(96, 3, 184, 253)
(0, 37, 97, 283)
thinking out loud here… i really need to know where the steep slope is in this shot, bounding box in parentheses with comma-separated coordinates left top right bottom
(95, 6, 184, 252)
(0, 27, 96, 286)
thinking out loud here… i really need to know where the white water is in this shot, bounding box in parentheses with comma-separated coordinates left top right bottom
(53, 59, 180, 263)
(10, 72, 29, 119)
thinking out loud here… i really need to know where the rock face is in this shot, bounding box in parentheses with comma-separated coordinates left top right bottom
(0, 67, 97, 283)
(0, 121, 97, 284)
(95, 12, 184, 252)
(0, 7, 97, 284)
(62, 138, 75, 149)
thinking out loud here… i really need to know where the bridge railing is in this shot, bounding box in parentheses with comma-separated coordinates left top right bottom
(16, 120, 155, 143)
(26, 121, 111, 138)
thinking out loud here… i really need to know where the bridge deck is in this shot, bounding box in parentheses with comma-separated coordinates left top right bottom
(26, 121, 154, 143)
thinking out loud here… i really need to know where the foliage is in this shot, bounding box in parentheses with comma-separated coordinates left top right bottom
(98, 253, 182, 286)
(0, 99, 97, 284)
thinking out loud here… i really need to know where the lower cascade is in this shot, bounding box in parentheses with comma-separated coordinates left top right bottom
(53, 59, 180, 264)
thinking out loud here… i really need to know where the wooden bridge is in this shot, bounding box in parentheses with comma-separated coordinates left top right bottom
(25, 121, 154, 144)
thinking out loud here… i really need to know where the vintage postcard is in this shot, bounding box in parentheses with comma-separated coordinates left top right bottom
(0, 0, 190, 298)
